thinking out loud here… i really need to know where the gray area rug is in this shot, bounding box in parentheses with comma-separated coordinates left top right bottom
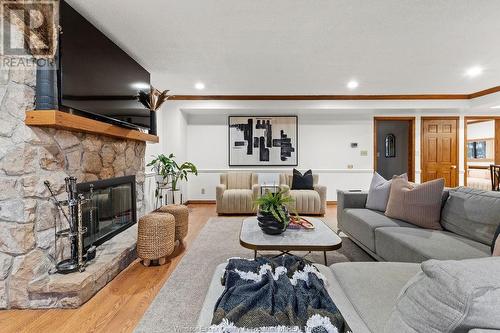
(134, 217, 373, 333)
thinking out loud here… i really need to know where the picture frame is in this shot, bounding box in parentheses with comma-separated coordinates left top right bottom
(228, 115, 298, 166)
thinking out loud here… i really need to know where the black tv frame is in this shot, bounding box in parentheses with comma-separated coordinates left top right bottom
(55, 0, 153, 132)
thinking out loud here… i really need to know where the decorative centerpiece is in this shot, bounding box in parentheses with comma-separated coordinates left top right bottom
(254, 190, 295, 235)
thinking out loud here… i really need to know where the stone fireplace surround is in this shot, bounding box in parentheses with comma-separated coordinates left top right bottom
(0, 63, 146, 308)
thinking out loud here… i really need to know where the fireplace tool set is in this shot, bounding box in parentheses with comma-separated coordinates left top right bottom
(44, 177, 96, 274)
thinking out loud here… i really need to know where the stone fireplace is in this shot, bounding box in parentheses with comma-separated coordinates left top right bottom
(0, 61, 147, 308)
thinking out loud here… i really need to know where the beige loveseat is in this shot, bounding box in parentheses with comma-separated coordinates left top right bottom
(216, 173, 259, 214)
(279, 173, 326, 215)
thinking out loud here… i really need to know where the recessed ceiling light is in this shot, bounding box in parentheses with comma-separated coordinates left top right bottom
(347, 80, 359, 90)
(464, 66, 483, 78)
(195, 82, 205, 90)
(491, 105, 500, 109)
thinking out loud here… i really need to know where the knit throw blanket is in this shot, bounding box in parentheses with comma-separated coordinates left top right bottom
(208, 255, 346, 333)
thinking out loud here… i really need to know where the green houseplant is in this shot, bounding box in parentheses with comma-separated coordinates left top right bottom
(254, 190, 295, 235)
(147, 154, 198, 204)
(170, 160, 198, 204)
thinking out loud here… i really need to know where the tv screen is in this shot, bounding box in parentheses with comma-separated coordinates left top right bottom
(59, 1, 151, 129)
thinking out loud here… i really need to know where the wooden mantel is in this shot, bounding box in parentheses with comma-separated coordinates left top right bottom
(25, 110, 159, 143)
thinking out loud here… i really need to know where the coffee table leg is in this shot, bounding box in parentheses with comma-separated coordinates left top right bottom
(254, 250, 257, 259)
(323, 251, 328, 266)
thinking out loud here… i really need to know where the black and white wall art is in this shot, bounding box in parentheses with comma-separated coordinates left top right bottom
(228, 116, 298, 166)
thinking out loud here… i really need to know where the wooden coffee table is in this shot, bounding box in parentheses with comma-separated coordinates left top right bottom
(239, 216, 342, 265)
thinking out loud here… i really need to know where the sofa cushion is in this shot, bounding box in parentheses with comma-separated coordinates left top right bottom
(289, 189, 321, 214)
(341, 209, 418, 252)
(385, 177, 445, 230)
(366, 172, 406, 212)
(220, 189, 254, 213)
(329, 262, 420, 333)
(441, 187, 500, 246)
(385, 257, 500, 333)
(375, 227, 490, 263)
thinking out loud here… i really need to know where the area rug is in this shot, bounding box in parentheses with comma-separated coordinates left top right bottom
(134, 217, 373, 333)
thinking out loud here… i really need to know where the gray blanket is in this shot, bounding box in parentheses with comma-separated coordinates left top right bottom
(210, 255, 346, 332)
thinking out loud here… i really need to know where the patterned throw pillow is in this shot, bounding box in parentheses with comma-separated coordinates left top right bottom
(365, 172, 407, 212)
(291, 169, 314, 190)
(385, 177, 444, 230)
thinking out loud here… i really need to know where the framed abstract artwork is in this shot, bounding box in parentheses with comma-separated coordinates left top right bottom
(228, 116, 298, 166)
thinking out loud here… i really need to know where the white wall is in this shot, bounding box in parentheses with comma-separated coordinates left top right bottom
(186, 114, 374, 201)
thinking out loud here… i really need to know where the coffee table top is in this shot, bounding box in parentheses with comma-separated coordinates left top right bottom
(239, 216, 342, 251)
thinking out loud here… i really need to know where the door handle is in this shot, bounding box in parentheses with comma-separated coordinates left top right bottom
(451, 165, 457, 169)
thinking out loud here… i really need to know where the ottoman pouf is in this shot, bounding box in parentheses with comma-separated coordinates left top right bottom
(137, 212, 175, 266)
(157, 204, 189, 241)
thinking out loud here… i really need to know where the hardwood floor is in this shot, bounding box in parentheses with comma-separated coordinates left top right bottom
(0, 204, 337, 333)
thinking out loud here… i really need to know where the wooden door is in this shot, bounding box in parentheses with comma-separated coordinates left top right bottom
(421, 118, 458, 187)
(496, 119, 500, 165)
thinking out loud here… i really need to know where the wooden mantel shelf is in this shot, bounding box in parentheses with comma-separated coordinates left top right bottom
(25, 110, 159, 143)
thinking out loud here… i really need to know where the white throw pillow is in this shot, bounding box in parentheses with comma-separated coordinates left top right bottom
(365, 172, 407, 212)
(385, 257, 500, 333)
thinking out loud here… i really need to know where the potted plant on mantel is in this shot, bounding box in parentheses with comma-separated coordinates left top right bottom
(147, 153, 198, 204)
(254, 190, 295, 235)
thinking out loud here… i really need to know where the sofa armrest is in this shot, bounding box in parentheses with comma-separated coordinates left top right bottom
(252, 184, 260, 200)
(336, 190, 368, 228)
(314, 184, 327, 215)
(280, 184, 290, 195)
(216, 184, 226, 212)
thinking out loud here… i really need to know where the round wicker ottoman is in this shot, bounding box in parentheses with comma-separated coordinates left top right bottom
(137, 213, 175, 266)
(157, 204, 189, 242)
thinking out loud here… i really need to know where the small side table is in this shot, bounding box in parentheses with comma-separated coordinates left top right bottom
(260, 184, 280, 196)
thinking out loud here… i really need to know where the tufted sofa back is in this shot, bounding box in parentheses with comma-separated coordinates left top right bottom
(220, 173, 258, 189)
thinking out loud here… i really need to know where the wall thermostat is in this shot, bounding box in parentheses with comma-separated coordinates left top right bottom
(350, 143, 358, 148)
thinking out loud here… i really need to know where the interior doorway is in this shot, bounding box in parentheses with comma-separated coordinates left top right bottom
(374, 117, 415, 182)
(464, 117, 500, 190)
(421, 117, 459, 187)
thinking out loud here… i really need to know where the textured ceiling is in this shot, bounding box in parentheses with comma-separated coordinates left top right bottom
(66, 0, 500, 95)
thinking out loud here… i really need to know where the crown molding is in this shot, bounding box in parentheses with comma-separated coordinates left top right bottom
(169, 86, 500, 101)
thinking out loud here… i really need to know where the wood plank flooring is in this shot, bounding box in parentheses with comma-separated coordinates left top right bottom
(0, 204, 337, 333)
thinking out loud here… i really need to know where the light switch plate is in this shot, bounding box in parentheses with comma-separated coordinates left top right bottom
(360, 150, 368, 156)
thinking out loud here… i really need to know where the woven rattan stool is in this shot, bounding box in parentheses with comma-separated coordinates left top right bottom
(137, 213, 175, 266)
(157, 204, 189, 242)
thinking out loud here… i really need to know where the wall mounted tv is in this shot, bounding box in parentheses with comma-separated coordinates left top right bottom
(59, 1, 151, 130)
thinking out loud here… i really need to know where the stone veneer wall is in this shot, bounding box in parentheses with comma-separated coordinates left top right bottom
(0, 61, 146, 308)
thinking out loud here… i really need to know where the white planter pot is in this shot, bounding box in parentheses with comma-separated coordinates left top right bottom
(169, 190, 182, 205)
(155, 174, 164, 182)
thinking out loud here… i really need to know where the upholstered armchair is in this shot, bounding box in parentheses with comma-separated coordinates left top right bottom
(216, 173, 260, 214)
(279, 173, 326, 215)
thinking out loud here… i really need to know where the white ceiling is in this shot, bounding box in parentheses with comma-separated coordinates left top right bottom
(67, 0, 500, 95)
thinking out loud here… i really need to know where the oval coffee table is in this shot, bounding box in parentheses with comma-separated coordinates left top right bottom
(239, 216, 342, 265)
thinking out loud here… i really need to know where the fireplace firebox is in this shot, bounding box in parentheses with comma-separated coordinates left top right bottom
(77, 175, 137, 250)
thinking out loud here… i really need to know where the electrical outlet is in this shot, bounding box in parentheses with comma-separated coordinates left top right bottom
(347, 164, 354, 169)
(201, 188, 205, 195)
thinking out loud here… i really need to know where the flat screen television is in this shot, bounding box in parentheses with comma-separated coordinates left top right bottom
(59, 1, 151, 130)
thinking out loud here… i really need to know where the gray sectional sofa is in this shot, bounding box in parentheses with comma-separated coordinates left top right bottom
(336, 187, 500, 263)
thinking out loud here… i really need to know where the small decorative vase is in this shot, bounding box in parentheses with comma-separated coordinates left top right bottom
(257, 207, 289, 235)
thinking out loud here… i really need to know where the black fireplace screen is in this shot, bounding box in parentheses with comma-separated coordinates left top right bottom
(77, 175, 137, 249)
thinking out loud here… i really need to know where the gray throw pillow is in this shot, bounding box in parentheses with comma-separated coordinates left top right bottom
(366, 172, 407, 211)
(385, 257, 500, 333)
(441, 187, 500, 246)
